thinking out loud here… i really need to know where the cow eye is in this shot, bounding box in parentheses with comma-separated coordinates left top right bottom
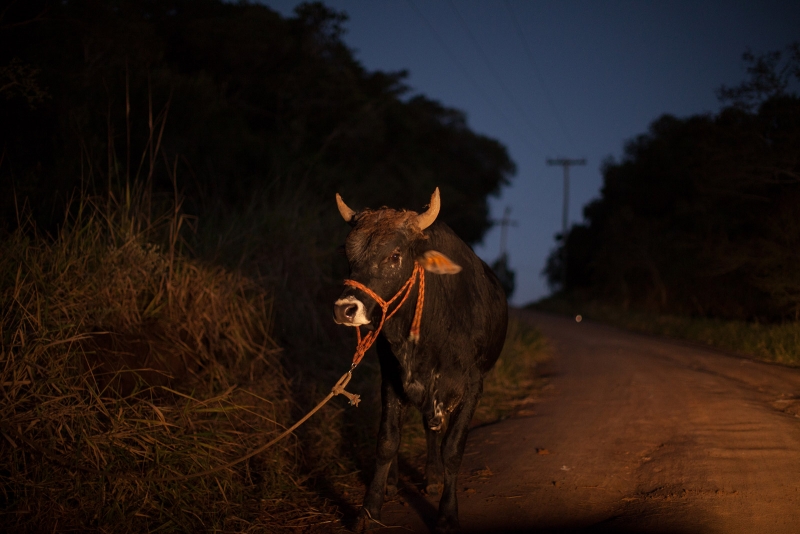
(390, 252, 401, 263)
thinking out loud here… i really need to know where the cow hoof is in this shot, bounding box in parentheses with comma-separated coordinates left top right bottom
(435, 515, 460, 534)
(386, 484, 398, 497)
(425, 482, 443, 496)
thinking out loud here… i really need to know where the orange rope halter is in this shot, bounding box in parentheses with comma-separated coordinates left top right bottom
(343, 263, 426, 366)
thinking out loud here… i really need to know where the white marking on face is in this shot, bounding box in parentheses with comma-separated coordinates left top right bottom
(334, 295, 370, 326)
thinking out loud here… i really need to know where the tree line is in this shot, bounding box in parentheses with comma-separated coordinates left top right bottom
(0, 0, 518, 345)
(546, 43, 800, 322)
(0, 0, 514, 245)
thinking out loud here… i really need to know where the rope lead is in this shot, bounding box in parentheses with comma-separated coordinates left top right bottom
(18, 265, 426, 482)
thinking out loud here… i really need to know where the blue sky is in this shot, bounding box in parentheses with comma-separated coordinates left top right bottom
(260, 0, 800, 305)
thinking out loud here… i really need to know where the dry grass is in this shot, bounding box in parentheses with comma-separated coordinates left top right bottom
(0, 194, 342, 533)
(477, 316, 551, 423)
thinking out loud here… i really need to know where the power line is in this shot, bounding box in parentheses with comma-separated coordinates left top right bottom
(405, 0, 536, 149)
(503, 0, 577, 148)
(446, 0, 554, 154)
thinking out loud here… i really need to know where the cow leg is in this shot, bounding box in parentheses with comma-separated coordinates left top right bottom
(436, 386, 481, 534)
(424, 424, 443, 495)
(386, 455, 399, 497)
(355, 379, 406, 532)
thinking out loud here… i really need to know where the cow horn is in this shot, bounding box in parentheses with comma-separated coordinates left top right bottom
(415, 188, 440, 230)
(336, 193, 356, 222)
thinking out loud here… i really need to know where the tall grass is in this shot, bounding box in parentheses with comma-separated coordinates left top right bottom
(533, 297, 800, 366)
(477, 317, 551, 423)
(0, 193, 333, 532)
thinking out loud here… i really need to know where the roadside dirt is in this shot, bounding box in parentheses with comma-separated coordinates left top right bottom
(374, 310, 800, 533)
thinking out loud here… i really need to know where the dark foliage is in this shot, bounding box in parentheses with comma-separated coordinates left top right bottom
(0, 0, 514, 244)
(546, 43, 800, 321)
(0, 0, 515, 363)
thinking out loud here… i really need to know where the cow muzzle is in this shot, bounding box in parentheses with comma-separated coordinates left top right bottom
(333, 295, 371, 327)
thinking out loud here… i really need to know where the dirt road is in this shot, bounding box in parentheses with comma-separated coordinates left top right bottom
(376, 310, 800, 533)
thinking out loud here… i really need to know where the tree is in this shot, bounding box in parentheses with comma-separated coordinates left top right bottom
(0, 0, 514, 245)
(545, 44, 800, 320)
(717, 42, 800, 111)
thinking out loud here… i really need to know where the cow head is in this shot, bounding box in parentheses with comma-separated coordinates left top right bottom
(333, 188, 462, 328)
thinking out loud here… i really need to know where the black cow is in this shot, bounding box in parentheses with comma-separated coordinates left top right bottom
(333, 188, 508, 533)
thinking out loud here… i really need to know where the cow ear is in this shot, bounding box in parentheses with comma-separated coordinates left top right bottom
(418, 250, 462, 275)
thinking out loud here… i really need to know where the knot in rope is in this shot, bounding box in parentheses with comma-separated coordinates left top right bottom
(343, 263, 426, 366)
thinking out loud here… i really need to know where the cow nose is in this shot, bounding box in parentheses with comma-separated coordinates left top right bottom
(333, 302, 357, 324)
(334, 303, 358, 323)
(333, 296, 370, 326)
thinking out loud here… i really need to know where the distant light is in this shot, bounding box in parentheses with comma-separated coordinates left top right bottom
(575, 315, 582, 323)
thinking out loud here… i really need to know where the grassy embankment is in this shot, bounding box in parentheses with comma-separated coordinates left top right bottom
(1, 192, 549, 532)
(0, 194, 311, 532)
(532, 296, 800, 367)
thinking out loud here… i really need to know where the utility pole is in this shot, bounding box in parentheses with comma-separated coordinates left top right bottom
(490, 205, 518, 299)
(547, 157, 586, 290)
(495, 206, 518, 258)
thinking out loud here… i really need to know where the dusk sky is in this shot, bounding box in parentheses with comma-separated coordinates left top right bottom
(261, 0, 800, 305)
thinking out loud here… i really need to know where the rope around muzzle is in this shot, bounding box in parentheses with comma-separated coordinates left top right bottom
(344, 262, 426, 366)
(85, 263, 428, 483)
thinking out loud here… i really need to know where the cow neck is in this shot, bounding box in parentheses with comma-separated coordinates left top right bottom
(344, 262, 426, 366)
